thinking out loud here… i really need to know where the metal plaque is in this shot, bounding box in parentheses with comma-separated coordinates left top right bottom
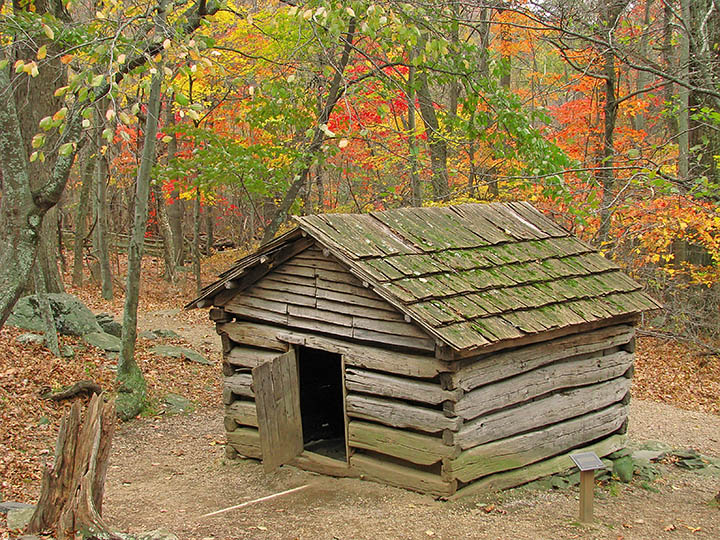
(570, 451, 605, 472)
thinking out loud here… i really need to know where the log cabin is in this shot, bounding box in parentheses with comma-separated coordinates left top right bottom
(187, 202, 661, 498)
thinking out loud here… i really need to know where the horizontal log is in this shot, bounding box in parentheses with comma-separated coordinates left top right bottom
(351, 453, 457, 496)
(225, 345, 279, 369)
(351, 326, 435, 352)
(316, 298, 402, 320)
(451, 324, 635, 390)
(276, 263, 315, 278)
(455, 377, 630, 449)
(446, 404, 627, 483)
(255, 278, 317, 299)
(352, 316, 429, 339)
(290, 451, 356, 478)
(449, 315, 639, 360)
(248, 285, 316, 307)
(345, 368, 459, 405)
(276, 329, 449, 378)
(225, 298, 288, 325)
(226, 427, 262, 459)
(288, 304, 353, 327)
(316, 277, 377, 299)
(288, 313, 354, 338)
(218, 321, 289, 352)
(346, 394, 460, 433)
(348, 420, 457, 466)
(225, 400, 258, 427)
(452, 350, 633, 420)
(450, 434, 627, 499)
(316, 287, 393, 312)
(290, 255, 347, 273)
(224, 373, 254, 398)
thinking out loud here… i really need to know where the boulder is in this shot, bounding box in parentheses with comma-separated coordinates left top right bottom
(163, 393, 193, 415)
(16, 333, 45, 345)
(632, 449, 666, 462)
(613, 456, 634, 482)
(96, 313, 122, 337)
(7, 294, 102, 336)
(152, 345, 212, 365)
(6, 507, 35, 530)
(83, 331, 122, 352)
(0, 501, 34, 514)
(140, 329, 181, 340)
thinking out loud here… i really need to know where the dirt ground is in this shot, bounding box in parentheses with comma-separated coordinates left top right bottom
(3, 283, 719, 540)
(85, 306, 720, 540)
(101, 399, 720, 540)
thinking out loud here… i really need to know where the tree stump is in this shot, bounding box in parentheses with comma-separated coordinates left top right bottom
(25, 393, 118, 539)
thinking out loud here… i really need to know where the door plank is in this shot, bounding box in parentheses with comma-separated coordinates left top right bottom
(253, 349, 304, 472)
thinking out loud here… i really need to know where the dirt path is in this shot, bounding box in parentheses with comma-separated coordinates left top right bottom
(103, 400, 720, 540)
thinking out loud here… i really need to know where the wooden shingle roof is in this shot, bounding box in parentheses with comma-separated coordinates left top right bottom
(190, 202, 661, 356)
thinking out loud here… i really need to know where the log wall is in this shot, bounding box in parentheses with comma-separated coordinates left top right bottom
(443, 323, 635, 490)
(216, 242, 636, 498)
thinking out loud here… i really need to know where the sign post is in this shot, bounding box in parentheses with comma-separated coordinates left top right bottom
(570, 451, 606, 524)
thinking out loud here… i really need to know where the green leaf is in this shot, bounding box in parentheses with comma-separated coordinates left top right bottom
(176, 92, 190, 106)
(59, 142, 74, 156)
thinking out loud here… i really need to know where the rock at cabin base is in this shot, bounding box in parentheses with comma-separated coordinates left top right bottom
(613, 456, 634, 482)
(7, 293, 103, 336)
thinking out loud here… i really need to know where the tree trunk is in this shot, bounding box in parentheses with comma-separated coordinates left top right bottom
(416, 65, 450, 202)
(33, 267, 61, 357)
(72, 155, 96, 287)
(117, 70, 164, 421)
(678, 0, 690, 182)
(597, 0, 627, 245)
(37, 207, 65, 293)
(193, 188, 202, 293)
(0, 62, 81, 329)
(261, 17, 357, 243)
(25, 394, 117, 540)
(632, 0, 653, 133)
(407, 47, 422, 207)
(204, 206, 214, 254)
(152, 183, 178, 284)
(93, 115, 113, 300)
(164, 98, 185, 269)
(662, 2, 679, 138)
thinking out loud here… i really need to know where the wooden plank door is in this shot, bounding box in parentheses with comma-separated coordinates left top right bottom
(252, 348, 304, 472)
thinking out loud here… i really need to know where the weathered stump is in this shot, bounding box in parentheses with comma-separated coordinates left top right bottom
(25, 393, 118, 539)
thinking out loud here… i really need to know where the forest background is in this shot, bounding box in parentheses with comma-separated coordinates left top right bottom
(0, 0, 719, 410)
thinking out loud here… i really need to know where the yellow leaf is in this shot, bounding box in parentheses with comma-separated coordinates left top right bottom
(162, 135, 173, 143)
(37, 45, 47, 60)
(42, 24, 54, 40)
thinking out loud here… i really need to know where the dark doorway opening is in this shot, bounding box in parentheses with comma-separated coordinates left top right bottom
(297, 346, 346, 461)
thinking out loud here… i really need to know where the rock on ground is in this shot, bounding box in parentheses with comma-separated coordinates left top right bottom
(151, 345, 212, 365)
(7, 294, 102, 336)
(83, 331, 122, 352)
